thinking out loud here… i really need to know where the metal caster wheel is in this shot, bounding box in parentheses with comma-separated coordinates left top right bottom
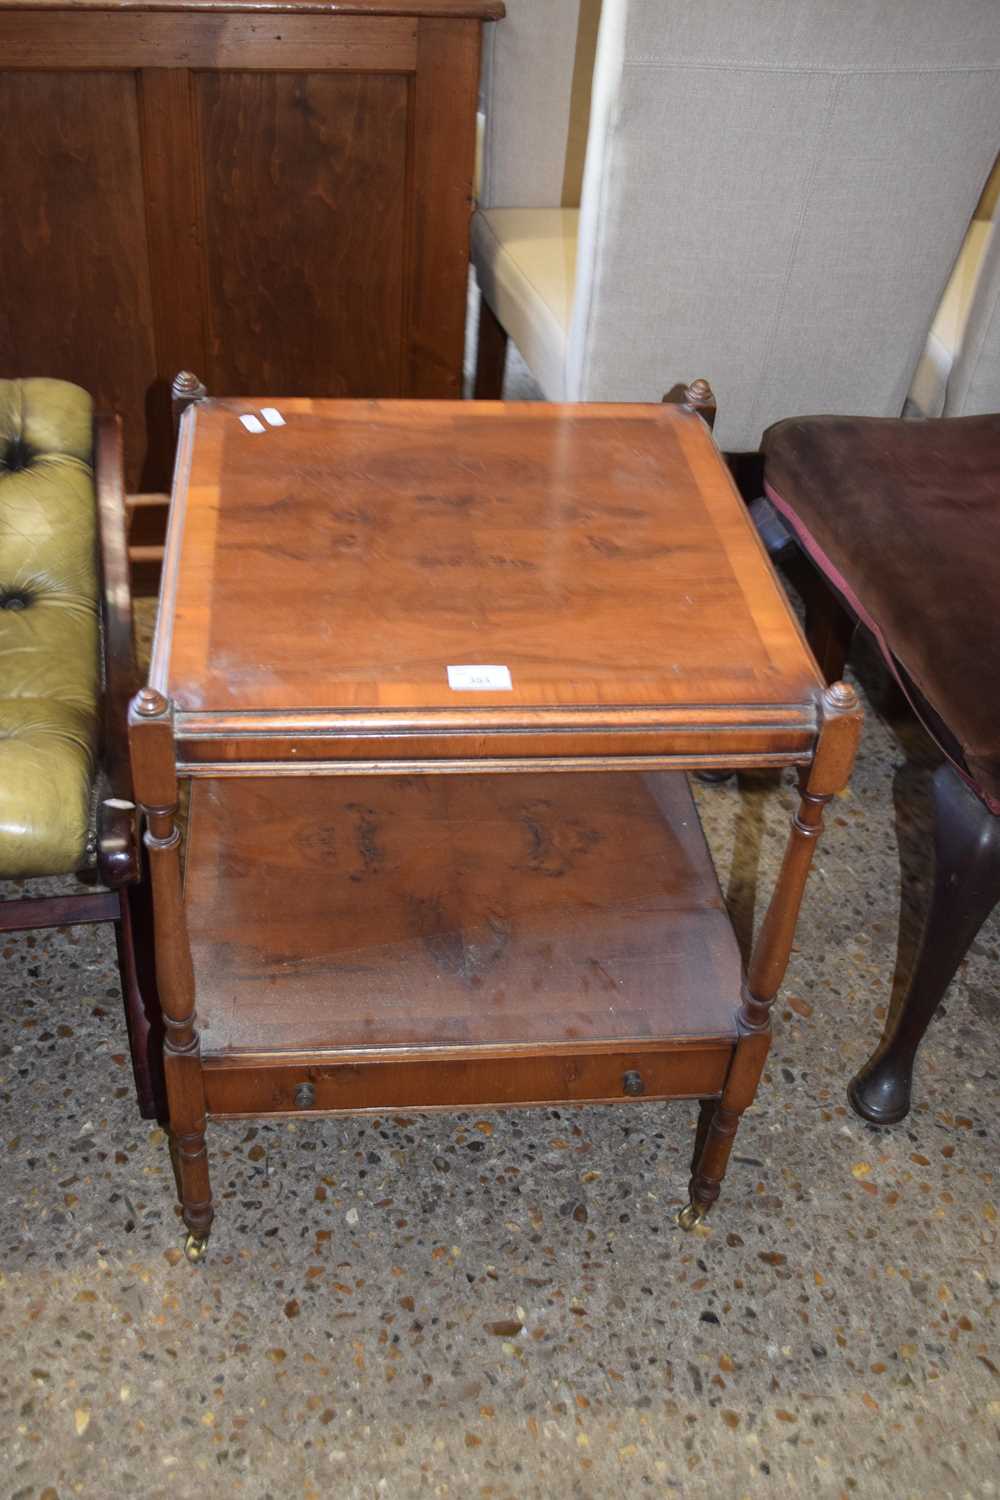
(677, 1202, 706, 1232)
(184, 1231, 210, 1263)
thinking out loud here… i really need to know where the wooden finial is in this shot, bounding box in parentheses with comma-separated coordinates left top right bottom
(171, 371, 207, 443)
(823, 680, 859, 712)
(807, 679, 864, 798)
(133, 687, 168, 718)
(661, 378, 717, 431)
(171, 371, 206, 404)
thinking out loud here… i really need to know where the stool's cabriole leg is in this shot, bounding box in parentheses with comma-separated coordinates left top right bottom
(849, 763, 1000, 1123)
(129, 688, 213, 1261)
(680, 682, 863, 1228)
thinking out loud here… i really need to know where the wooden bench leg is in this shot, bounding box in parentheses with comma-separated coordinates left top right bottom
(474, 297, 508, 399)
(801, 565, 857, 685)
(849, 763, 1000, 1124)
(115, 880, 167, 1122)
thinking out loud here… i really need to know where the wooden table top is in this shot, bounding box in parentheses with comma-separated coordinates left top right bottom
(152, 398, 823, 770)
(6, 2, 505, 15)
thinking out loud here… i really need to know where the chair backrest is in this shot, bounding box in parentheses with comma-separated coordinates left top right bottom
(908, 154, 999, 417)
(568, 0, 1000, 450)
(944, 186, 1000, 417)
(479, 0, 602, 210)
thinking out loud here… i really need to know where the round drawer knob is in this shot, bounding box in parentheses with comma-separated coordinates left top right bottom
(622, 1070, 645, 1096)
(294, 1081, 316, 1109)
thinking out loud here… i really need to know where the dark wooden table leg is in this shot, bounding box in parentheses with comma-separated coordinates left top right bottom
(474, 297, 508, 399)
(801, 567, 857, 686)
(849, 762, 1000, 1124)
(115, 879, 166, 1122)
(681, 682, 864, 1227)
(690, 1097, 715, 1173)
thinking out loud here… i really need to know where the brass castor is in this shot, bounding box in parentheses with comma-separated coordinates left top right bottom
(184, 1231, 210, 1263)
(677, 1201, 706, 1232)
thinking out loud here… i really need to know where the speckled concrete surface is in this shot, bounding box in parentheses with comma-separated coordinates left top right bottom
(2, 436, 998, 1497)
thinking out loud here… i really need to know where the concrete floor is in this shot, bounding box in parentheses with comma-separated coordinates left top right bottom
(3, 622, 998, 1500)
(1, 335, 998, 1496)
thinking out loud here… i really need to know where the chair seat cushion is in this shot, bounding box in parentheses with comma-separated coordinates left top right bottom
(471, 207, 578, 400)
(762, 412, 1000, 809)
(0, 378, 99, 877)
(0, 700, 97, 876)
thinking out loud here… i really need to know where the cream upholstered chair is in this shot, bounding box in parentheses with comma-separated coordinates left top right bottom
(472, 0, 1000, 454)
(909, 157, 1000, 417)
(938, 164, 1000, 419)
(473, 0, 599, 398)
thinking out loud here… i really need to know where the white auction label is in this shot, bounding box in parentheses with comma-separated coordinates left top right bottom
(447, 664, 512, 691)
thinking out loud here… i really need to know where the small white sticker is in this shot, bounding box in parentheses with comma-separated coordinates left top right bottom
(240, 414, 266, 434)
(260, 407, 286, 427)
(447, 664, 512, 691)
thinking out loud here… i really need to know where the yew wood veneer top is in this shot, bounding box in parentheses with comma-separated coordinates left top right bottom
(152, 399, 823, 768)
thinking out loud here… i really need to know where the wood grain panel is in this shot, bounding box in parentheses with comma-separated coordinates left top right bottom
(0, 13, 418, 69)
(0, 71, 157, 488)
(196, 71, 408, 396)
(185, 770, 742, 1058)
(405, 16, 479, 395)
(138, 69, 209, 488)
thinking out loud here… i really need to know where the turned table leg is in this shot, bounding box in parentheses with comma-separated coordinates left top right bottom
(680, 682, 863, 1227)
(682, 1031, 771, 1228)
(130, 688, 214, 1261)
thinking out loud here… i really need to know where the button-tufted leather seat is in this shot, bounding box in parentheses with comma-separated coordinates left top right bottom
(0, 379, 100, 876)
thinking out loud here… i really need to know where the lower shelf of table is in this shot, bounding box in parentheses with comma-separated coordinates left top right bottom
(184, 770, 743, 1115)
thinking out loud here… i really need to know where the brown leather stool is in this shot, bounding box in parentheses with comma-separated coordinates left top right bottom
(761, 412, 1000, 1123)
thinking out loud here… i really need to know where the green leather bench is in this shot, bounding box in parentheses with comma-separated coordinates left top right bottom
(0, 378, 162, 1118)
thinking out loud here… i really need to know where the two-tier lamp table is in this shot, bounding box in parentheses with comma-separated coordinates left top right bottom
(130, 390, 861, 1261)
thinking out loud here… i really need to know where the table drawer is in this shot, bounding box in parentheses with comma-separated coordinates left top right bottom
(204, 1044, 734, 1117)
